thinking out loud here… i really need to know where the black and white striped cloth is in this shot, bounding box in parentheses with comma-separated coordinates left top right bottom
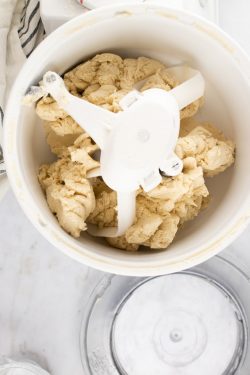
(0, 0, 45, 129)
(18, 0, 45, 58)
(0, 0, 45, 192)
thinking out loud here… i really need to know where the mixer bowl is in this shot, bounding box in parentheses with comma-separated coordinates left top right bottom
(3, 4, 250, 276)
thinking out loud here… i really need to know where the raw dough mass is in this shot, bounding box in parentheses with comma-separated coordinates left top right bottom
(36, 53, 235, 251)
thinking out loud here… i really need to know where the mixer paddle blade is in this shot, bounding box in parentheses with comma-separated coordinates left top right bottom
(167, 66, 205, 110)
(87, 190, 136, 237)
(42, 71, 115, 149)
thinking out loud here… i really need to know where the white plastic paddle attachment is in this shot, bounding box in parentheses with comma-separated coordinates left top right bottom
(25, 66, 205, 237)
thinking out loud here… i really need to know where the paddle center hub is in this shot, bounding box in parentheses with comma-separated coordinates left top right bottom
(101, 89, 181, 192)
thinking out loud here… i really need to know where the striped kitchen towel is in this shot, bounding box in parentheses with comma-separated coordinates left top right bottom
(18, 0, 45, 58)
(0, 0, 44, 128)
(0, 0, 44, 197)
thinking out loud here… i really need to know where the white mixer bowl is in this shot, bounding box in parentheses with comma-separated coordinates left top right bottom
(3, 4, 250, 276)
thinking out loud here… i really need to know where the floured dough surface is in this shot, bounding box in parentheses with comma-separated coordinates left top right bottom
(39, 159, 95, 238)
(90, 156, 209, 250)
(36, 53, 235, 251)
(176, 121, 235, 177)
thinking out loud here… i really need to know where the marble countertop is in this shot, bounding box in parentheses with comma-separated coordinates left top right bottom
(0, 190, 104, 374)
(1, 1, 250, 374)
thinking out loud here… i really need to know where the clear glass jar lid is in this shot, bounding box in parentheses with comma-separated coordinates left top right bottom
(112, 274, 243, 374)
(80, 255, 250, 374)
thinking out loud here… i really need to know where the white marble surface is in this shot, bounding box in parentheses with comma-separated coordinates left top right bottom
(1, 1, 250, 374)
(0, 190, 105, 374)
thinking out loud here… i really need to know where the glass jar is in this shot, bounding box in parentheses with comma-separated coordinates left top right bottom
(80, 255, 250, 374)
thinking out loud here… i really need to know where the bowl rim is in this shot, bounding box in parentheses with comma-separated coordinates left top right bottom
(3, 3, 250, 276)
